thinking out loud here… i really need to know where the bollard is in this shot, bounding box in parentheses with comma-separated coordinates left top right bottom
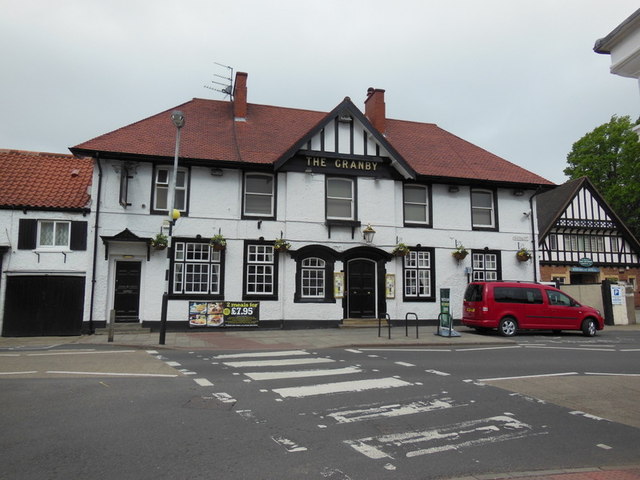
(108, 309, 115, 343)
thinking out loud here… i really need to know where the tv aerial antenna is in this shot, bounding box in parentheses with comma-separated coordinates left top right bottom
(205, 62, 234, 99)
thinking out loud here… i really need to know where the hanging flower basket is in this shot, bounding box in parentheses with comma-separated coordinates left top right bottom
(151, 233, 168, 250)
(391, 243, 410, 257)
(516, 248, 531, 262)
(274, 238, 291, 252)
(210, 234, 227, 251)
(452, 246, 468, 261)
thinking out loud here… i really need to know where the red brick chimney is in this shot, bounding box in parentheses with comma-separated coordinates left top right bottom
(364, 87, 386, 133)
(233, 72, 248, 120)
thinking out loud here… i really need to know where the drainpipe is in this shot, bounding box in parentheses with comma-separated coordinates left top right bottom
(88, 154, 102, 334)
(529, 186, 543, 283)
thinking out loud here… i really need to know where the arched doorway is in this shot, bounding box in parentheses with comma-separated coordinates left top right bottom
(342, 246, 392, 319)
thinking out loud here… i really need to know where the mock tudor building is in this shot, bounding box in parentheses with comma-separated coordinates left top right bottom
(537, 176, 640, 307)
(68, 72, 554, 330)
(0, 150, 93, 336)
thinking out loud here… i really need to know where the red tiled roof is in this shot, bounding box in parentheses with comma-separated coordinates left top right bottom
(0, 150, 92, 209)
(72, 97, 553, 186)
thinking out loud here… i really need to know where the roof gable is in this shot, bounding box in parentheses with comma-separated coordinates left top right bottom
(537, 176, 640, 250)
(0, 150, 92, 210)
(273, 97, 415, 179)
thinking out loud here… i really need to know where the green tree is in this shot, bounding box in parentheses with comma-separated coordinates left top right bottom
(564, 115, 640, 239)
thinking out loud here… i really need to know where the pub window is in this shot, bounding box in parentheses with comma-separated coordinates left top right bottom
(243, 173, 275, 218)
(403, 184, 431, 226)
(548, 234, 558, 250)
(38, 220, 70, 249)
(172, 241, 223, 297)
(471, 189, 497, 230)
(403, 248, 436, 301)
(326, 177, 356, 220)
(244, 242, 278, 300)
(153, 166, 188, 213)
(293, 248, 336, 303)
(301, 258, 326, 298)
(471, 250, 501, 281)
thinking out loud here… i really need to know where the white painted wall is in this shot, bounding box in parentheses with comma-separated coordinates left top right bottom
(92, 157, 538, 326)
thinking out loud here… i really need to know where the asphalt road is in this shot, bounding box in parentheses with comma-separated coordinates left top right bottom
(1, 331, 639, 480)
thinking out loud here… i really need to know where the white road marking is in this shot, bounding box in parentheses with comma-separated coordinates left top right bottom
(395, 361, 415, 367)
(585, 372, 640, 377)
(523, 346, 615, 352)
(621, 349, 640, 352)
(244, 366, 362, 381)
(236, 410, 266, 424)
(223, 357, 335, 368)
(0, 371, 38, 375)
(459, 346, 521, 352)
(27, 350, 136, 356)
(478, 372, 578, 382)
(213, 350, 309, 360)
(212, 392, 236, 403)
(320, 467, 352, 479)
(273, 377, 411, 399)
(570, 411, 608, 422)
(597, 444, 613, 450)
(344, 349, 362, 354)
(0, 354, 20, 357)
(359, 348, 452, 352)
(146, 350, 158, 354)
(45, 371, 178, 377)
(326, 396, 465, 424)
(271, 435, 307, 452)
(345, 415, 539, 459)
(425, 369, 450, 376)
(166, 361, 181, 367)
(194, 378, 213, 386)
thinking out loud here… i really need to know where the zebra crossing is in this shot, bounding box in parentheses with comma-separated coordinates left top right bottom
(189, 348, 546, 467)
(212, 349, 412, 400)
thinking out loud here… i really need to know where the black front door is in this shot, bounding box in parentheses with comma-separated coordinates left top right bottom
(348, 260, 376, 318)
(114, 261, 141, 322)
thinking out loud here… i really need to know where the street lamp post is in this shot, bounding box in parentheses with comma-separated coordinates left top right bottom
(159, 110, 185, 345)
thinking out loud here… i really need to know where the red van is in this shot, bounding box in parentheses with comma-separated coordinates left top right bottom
(462, 281, 604, 337)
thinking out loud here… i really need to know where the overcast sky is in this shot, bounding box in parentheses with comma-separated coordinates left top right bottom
(1, 0, 638, 184)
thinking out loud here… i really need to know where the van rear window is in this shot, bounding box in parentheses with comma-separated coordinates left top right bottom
(464, 284, 483, 302)
(494, 287, 543, 304)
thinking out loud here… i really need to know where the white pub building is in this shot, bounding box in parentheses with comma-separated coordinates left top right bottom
(70, 72, 553, 331)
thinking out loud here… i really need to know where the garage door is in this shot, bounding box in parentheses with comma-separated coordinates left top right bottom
(2, 276, 85, 336)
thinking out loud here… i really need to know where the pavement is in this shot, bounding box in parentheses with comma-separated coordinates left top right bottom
(2, 324, 640, 480)
(0, 324, 524, 351)
(1, 323, 639, 351)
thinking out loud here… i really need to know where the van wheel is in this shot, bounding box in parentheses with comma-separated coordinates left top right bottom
(582, 318, 597, 337)
(499, 317, 517, 337)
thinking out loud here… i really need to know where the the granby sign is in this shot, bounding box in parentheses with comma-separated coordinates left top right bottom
(306, 155, 380, 172)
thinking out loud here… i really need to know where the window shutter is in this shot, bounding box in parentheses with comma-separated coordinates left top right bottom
(70, 221, 88, 251)
(18, 219, 37, 249)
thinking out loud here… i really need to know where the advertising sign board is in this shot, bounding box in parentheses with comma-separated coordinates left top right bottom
(189, 301, 259, 327)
